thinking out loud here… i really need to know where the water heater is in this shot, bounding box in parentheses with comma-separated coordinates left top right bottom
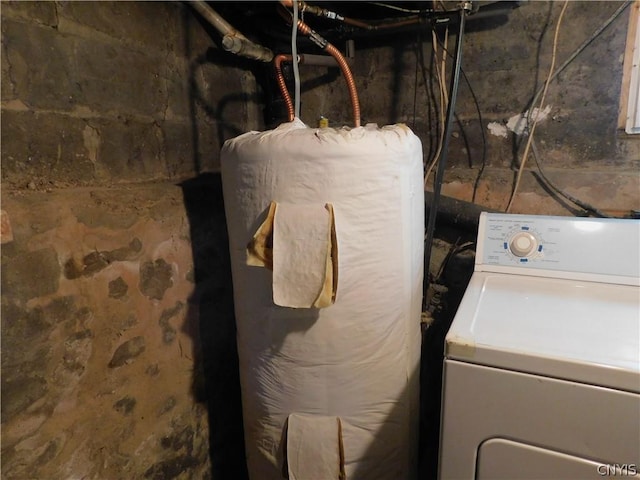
(220, 118, 423, 479)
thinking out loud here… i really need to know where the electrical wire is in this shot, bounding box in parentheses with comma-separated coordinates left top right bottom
(424, 27, 449, 187)
(422, 7, 467, 310)
(506, 1, 630, 212)
(464, 67, 487, 203)
(426, 30, 487, 202)
(281, 0, 424, 32)
(370, 2, 425, 14)
(412, 30, 420, 131)
(424, 30, 446, 184)
(277, 2, 361, 127)
(414, 27, 439, 164)
(435, 238, 475, 284)
(292, 0, 301, 118)
(416, 1, 623, 214)
(530, 139, 611, 217)
(526, 1, 631, 118)
(426, 27, 449, 184)
(505, 0, 569, 212)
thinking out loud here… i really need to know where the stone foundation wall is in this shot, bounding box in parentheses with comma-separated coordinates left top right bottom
(3, 1, 639, 478)
(1, 2, 253, 478)
(2, 184, 212, 479)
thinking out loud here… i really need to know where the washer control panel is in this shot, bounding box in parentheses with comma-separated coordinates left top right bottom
(480, 216, 546, 265)
(477, 212, 640, 279)
(508, 231, 538, 257)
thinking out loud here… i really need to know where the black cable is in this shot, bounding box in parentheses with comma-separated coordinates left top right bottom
(526, 1, 631, 119)
(427, 41, 441, 167)
(435, 239, 475, 284)
(416, 27, 439, 167)
(432, 5, 623, 216)
(460, 68, 487, 203)
(423, 8, 467, 311)
(530, 139, 611, 218)
(370, 2, 433, 14)
(429, 35, 486, 203)
(412, 29, 421, 131)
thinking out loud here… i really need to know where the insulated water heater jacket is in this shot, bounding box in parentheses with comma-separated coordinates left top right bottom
(221, 119, 424, 480)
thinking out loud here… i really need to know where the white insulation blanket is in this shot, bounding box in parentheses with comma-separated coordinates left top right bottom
(220, 119, 424, 480)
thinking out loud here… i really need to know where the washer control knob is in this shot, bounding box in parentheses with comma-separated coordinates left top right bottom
(509, 232, 538, 257)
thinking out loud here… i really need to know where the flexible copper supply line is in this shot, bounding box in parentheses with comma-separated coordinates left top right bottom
(275, 54, 346, 121)
(286, 0, 374, 30)
(295, 20, 361, 127)
(282, 0, 421, 32)
(324, 42, 360, 127)
(274, 54, 296, 122)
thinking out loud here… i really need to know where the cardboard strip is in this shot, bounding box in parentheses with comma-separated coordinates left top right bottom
(286, 413, 345, 480)
(247, 201, 337, 308)
(246, 201, 276, 269)
(313, 204, 338, 308)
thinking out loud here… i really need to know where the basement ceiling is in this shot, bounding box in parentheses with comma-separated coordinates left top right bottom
(205, 1, 523, 50)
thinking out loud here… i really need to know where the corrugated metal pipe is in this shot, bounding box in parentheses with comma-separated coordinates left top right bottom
(274, 54, 296, 122)
(279, 0, 360, 127)
(274, 52, 352, 122)
(188, 1, 274, 62)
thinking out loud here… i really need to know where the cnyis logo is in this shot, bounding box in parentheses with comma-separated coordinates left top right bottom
(597, 464, 638, 477)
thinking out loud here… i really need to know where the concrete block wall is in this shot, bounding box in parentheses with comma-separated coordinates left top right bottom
(1, 2, 256, 478)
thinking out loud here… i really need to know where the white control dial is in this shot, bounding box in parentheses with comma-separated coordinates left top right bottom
(509, 232, 538, 257)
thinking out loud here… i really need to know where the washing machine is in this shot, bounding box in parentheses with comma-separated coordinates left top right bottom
(438, 212, 640, 480)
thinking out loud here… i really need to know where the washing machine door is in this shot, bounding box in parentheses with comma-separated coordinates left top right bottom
(476, 439, 626, 479)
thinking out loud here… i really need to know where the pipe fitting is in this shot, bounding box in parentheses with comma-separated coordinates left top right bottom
(222, 35, 242, 53)
(222, 34, 274, 62)
(277, 0, 361, 127)
(190, 1, 274, 63)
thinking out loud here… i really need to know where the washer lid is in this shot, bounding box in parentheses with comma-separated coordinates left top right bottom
(446, 272, 640, 393)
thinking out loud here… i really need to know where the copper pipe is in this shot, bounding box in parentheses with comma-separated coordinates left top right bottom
(294, 17, 310, 35)
(280, 0, 419, 31)
(274, 54, 295, 122)
(373, 17, 421, 29)
(342, 17, 374, 29)
(324, 43, 360, 127)
(281, 0, 372, 29)
(291, 14, 361, 127)
(278, 1, 361, 126)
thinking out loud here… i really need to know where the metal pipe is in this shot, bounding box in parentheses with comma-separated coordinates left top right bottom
(220, 35, 274, 62)
(273, 53, 340, 122)
(341, 16, 375, 30)
(301, 53, 340, 67)
(323, 42, 361, 127)
(188, 1, 243, 38)
(288, 10, 361, 127)
(188, 1, 274, 62)
(424, 192, 499, 231)
(274, 54, 296, 122)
